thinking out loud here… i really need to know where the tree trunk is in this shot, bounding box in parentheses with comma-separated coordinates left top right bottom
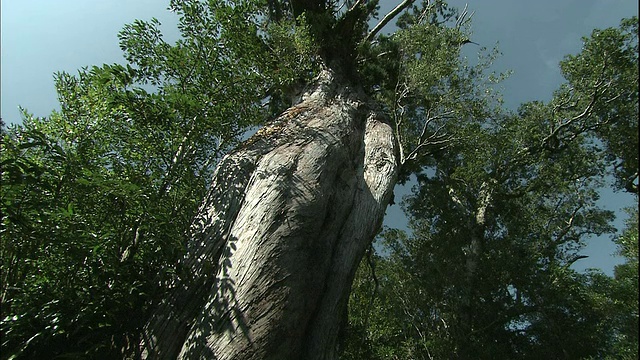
(142, 69, 398, 359)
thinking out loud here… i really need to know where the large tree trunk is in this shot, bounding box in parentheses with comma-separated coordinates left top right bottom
(142, 69, 398, 359)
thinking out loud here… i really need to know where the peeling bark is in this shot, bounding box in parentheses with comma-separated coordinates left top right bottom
(142, 70, 398, 359)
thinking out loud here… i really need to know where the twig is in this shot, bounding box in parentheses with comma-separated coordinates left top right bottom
(365, 0, 416, 42)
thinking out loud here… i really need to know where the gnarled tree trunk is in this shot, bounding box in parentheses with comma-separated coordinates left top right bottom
(142, 69, 398, 359)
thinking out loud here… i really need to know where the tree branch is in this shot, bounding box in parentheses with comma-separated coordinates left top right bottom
(365, 0, 416, 42)
(402, 111, 454, 163)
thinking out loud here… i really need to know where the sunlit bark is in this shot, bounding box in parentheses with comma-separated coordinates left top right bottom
(142, 70, 398, 359)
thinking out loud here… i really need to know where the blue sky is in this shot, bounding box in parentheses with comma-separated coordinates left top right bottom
(1, 0, 638, 274)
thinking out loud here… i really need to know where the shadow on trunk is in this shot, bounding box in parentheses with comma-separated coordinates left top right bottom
(141, 69, 398, 359)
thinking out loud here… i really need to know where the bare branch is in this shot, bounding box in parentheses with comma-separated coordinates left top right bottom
(365, 0, 416, 42)
(394, 71, 409, 163)
(553, 203, 583, 244)
(455, 4, 473, 29)
(542, 78, 608, 147)
(418, 110, 454, 143)
(347, 0, 366, 13)
(404, 134, 454, 162)
(543, 93, 597, 146)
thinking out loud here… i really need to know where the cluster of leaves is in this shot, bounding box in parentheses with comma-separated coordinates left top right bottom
(261, 13, 321, 112)
(558, 17, 638, 193)
(608, 207, 639, 358)
(0, 0, 325, 358)
(343, 16, 638, 360)
(1, 73, 199, 358)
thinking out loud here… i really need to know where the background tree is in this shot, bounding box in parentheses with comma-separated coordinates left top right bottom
(607, 207, 639, 358)
(0, 58, 260, 358)
(1, 1, 293, 356)
(559, 17, 638, 194)
(343, 16, 638, 360)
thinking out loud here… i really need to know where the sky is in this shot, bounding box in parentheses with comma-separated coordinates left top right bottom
(1, 0, 638, 275)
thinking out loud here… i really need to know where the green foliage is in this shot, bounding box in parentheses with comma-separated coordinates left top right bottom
(118, 0, 322, 119)
(1, 67, 210, 358)
(558, 16, 638, 193)
(261, 13, 322, 112)
(2, 0, 637, 358)
(265, 15, 318, 84)
(0, 0, 301, 357)
(608, 208, 639, 358)
(343, 16, 638, 360)
(118, 4, 266, 126)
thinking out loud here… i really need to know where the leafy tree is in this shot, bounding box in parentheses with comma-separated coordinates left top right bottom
(558, 17, 638, 193)
(608, 208, 639, 358)
(1, 61, 240, 357)
(1, 2, 284, 355)
(344, 16, 638, 360)
(2, 0, 399, 357)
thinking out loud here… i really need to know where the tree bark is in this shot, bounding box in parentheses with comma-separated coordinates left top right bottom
(142, 69, 398, 359)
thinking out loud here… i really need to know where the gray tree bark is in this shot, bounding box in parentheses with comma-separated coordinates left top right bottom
(142, 69, 398, 359)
